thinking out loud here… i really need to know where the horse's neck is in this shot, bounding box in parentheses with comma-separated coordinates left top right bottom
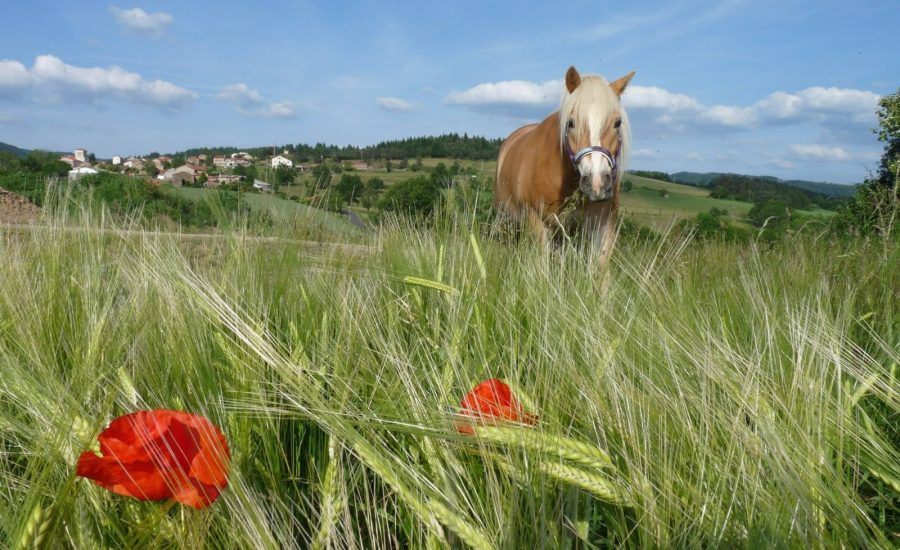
(539, 113, 579, 190)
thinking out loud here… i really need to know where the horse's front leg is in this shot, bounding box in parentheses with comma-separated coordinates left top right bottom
(526, 208, 550, 243)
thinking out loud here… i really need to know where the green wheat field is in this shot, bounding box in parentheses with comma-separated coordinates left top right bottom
(1, 195, 898, 548)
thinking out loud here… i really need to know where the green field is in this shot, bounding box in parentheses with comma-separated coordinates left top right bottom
(167, 186, 359, 236)
(1, 202, 897, 548)
(280, 159, 833, 231)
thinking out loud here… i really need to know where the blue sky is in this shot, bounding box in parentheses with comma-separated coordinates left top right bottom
(1, 0, 897, 183)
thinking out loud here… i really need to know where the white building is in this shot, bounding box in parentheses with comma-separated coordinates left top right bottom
(74, 148, 89, 163)
(68, 166, 98, 181)
(112, 156, 122, 165)
(271, 152, 293, 168)
(253, 179, 273, 192)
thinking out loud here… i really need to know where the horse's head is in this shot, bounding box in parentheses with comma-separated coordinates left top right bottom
(559, 66, 634, 202)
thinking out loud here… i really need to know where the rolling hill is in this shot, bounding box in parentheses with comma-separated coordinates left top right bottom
(669, 171, 857, 197)
(0, 141, 30, 158)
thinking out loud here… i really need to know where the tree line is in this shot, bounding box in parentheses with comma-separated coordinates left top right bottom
(707, 174, 842, 210)
(173, 133, 502, 164)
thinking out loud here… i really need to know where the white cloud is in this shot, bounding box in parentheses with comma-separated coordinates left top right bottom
(447, 79, 562, 110)
(219, 83, 264, 107)
(376, 96, 415, 112)
(700, 105, 755, 126)
(0, 54, 195, 110)
(218, 83, 296, 118)
(447, 76, 880, 135)
(110, 6, 173, 37)
(788, 144, 851, 161)
(267, 102, 296, 118)
(624, 86, 702, 112)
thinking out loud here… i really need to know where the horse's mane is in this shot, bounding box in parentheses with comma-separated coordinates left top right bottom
(557, 75, 630, 175)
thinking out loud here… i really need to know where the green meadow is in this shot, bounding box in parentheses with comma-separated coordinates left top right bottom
(1, 197, 897, 548)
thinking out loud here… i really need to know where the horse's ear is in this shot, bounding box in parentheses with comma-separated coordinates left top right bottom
(565, 66, 581, 93)
(609, 71, 635, 96)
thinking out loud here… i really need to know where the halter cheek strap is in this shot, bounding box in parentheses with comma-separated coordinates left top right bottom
(563, 126, 619, 180)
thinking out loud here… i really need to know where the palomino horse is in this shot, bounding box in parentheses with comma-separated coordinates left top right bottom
(495, 66, 634, 265)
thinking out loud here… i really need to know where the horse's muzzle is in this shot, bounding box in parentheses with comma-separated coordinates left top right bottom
(580, 178, 614, 202)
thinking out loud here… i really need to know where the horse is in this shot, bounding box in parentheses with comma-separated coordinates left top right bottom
(495, 66, 634, 266)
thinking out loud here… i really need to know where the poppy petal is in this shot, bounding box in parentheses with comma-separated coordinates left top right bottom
(77, 409, 230, 509)
(171, 481, 223, 509)
(458, 379, 537, 433)
(77, 452, 171, 501)
(189, 433, 230, 487)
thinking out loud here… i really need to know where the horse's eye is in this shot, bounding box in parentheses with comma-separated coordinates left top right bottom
(567, 119, 574, 129)
(614, 118, 622, 129)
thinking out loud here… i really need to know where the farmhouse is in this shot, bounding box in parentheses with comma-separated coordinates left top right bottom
(123, 157, 144, 170)
(112, 156, 122, 165)
(68, 166, 98, 181)
(271, 153, 293, 168)
(158, 165, 197, 187)
(205, 174, 241, 188)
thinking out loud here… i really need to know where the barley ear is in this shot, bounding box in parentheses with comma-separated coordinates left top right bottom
(15, 502, 53, 550)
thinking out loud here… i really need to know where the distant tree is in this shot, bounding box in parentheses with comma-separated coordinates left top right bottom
(748, 199, 789, 228)
(833, 88, 900, 237)
(430, 162, 450, 186)
(0, 151, 21, 174)
(399, 158, 408, 170)
(386, 159, 393, 172)
(88, 153, 97, 163)
(146, 165, 160, 178)
(41, 160, 71, 178)
(366, 177, 385, 192)
(378, 175, 440, 216)
(274, 165, 294, 187)
(622, 179, 634, 193)
(335, 173, 364, 204)
(312, 164, 333, 188)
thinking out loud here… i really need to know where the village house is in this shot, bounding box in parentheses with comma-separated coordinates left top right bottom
(271, 151, 293, 168)
(204, 174, 241, 189)
(123, 157, 144, 170)
(68, 166, 98, 181)
(74, 148, 89, 163)
(159, 165, 196, 187)
(58, 155, 76, 167)
(111, 156, 122, 165)
(253, 179, 273, 192)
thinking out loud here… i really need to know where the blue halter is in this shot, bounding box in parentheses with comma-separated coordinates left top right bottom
(563, 125, 620, 180)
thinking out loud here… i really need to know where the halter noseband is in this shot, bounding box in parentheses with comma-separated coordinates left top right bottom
(563, 125, 620, 180)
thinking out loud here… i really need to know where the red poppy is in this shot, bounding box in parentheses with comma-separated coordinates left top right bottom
(456, 378, 537, 434)
(76, 409, 230, 509)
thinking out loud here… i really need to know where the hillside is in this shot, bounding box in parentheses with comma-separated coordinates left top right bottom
(620, 174, 835, 229)
(0, 142, 30, 158)
(670, 171, 857, 197)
